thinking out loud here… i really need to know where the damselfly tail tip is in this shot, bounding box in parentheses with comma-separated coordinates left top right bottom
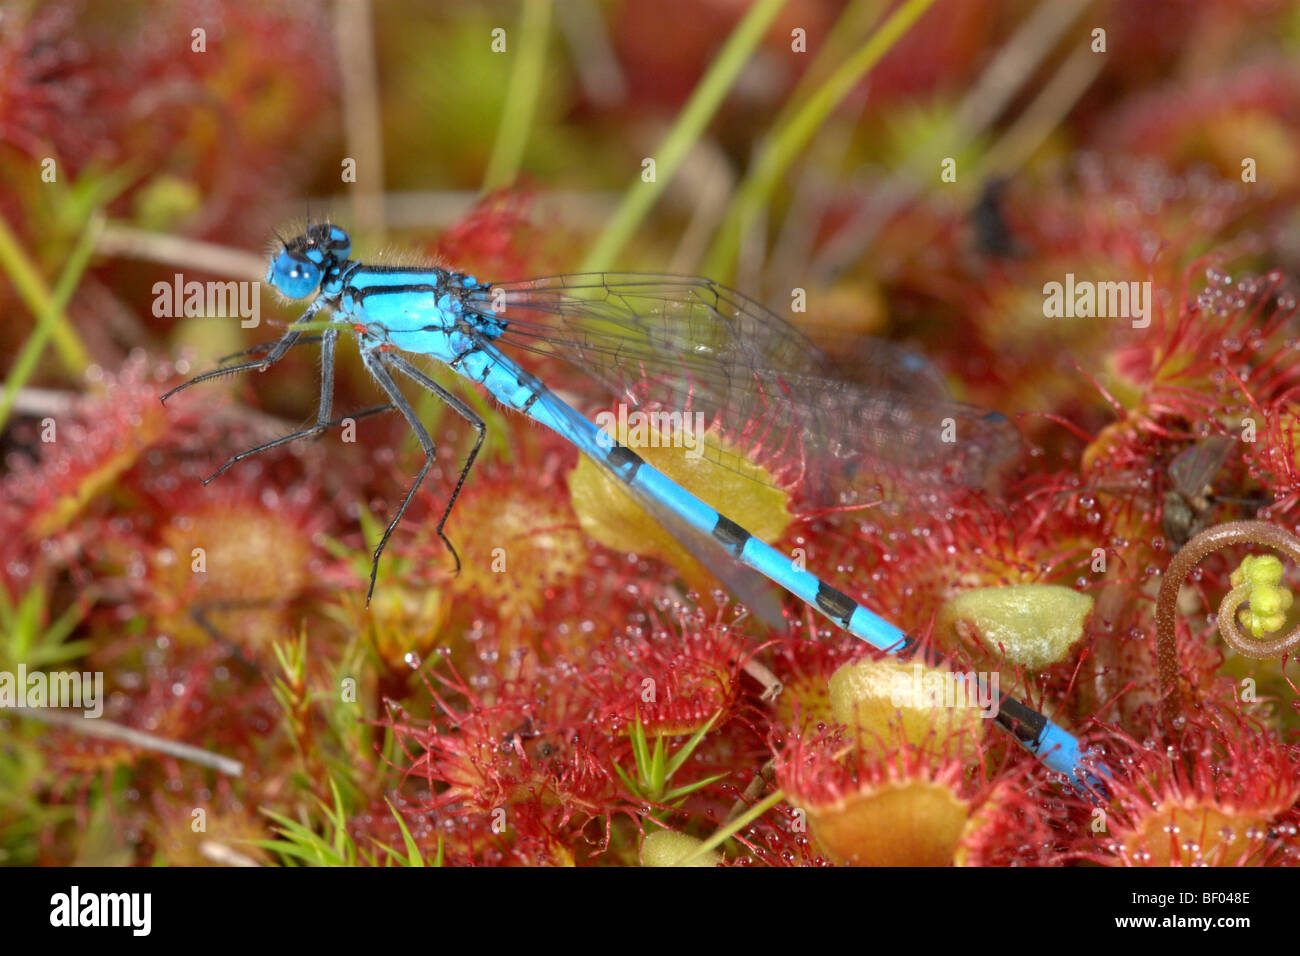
(1075, 752, 1115, 803)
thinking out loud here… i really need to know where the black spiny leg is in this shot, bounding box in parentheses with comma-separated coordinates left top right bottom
(213, 334, 323, 367)
(385, 351, 487, 579)
(160, 297, 325, 404)
(361, 347, 445, 604)
(190, 602, 270, 679)
(203, 402, 395, 483)
(204, 327, 347, 483)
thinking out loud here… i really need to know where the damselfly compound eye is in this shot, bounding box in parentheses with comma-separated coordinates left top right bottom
(267, 250, 321, 299)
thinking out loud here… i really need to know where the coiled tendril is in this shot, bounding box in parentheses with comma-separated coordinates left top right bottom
(1155, 520, 1300, 732)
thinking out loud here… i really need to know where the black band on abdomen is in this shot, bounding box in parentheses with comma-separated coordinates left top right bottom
(711, 514, 751, 556)
(607, 445, 645, 480)
(993, 696, 1048, 746)
(815, 581, 857, 626)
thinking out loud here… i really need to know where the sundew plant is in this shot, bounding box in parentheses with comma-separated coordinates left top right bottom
(2, 0, 1300, 872)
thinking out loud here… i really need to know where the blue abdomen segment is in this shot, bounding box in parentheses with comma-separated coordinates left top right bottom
(1036, 721, 1083, 780)
(456, 346, 914, 655)
(992, 693, 1092, 786)
(435, 343, 1080, 781)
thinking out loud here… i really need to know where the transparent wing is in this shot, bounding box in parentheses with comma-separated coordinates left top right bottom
(525, 376, 789, 631)
(469, 273, 1020, 502)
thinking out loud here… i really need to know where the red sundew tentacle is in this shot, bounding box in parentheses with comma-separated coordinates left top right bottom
(1215, 366, 1270, 426)
(376, 609, 761, 863)
(1272, 382, 1300, 406)
(432, 186, 561, 281)
(1068, 359, 1128, 418)
(1246, 404, 1300, 522)
(1022, 411, 1098, 444)
(1069, 711, 1300, 867)
(771, 711, 1061, 866)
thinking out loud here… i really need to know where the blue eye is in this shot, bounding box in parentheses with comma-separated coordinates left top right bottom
(267, 251, 321, 299)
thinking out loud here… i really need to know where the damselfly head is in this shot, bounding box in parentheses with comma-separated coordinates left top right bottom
(266, 224, 352, 299)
